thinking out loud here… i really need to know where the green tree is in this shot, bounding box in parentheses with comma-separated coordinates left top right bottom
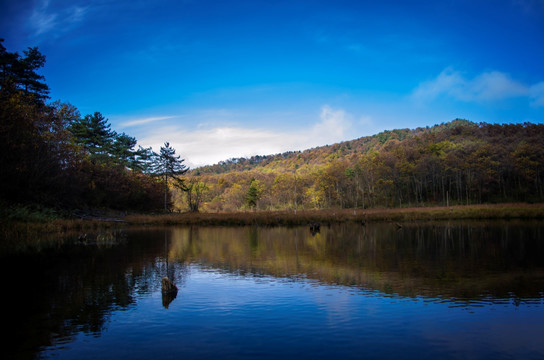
(132, 145, 157, 173)
(155, 142, 188, 210)
(70, 112, 116, 162)
(16, 47, 49, 100)
(0, 40, 169, 212)
(0, 39, 49, 101)
(110, 132, 138, 168)
(185, 178, 209, 212)
(245, 178, 262, 209)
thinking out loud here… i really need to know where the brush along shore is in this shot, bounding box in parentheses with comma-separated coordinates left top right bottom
(2, 203, 543, 236)
(123, 203, 544, 226)
(1, 203, 543, 255)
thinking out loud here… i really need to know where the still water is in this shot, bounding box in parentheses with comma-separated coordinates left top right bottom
(3, 222, 544, 359)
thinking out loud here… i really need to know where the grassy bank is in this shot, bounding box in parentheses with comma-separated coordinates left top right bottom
(2, 203, 543, 237)
(1, 203, 543, 255)
(124, 203, 544, 226)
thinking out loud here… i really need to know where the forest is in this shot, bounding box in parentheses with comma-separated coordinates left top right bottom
(176, 120, 544, 212)
(2, 40, 543, 217)
(0, 40, 186, 216)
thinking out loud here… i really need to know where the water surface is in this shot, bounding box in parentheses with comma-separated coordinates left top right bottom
(3, 222, 544, 359)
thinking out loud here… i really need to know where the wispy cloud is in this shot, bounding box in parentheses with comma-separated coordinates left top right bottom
(137, 105, 354, 167)
(29, 0, 57, 35)
(529, 82, 544, 107)
(468, 71, 528, 100)
(68, 5, 88, 23)
(120, 115, 176, 127)
(29, 0, 89, 37)
(411, 68, 531, 104)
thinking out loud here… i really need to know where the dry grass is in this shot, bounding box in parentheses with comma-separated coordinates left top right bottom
(0, 218, 120, 250)
(2, 203, 543, 246)
(124, 203, 544, 226)
(1, 203, 542, 256)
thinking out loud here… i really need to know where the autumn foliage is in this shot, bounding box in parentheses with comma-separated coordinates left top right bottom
(3, 40, 543, 215)
(0, 40, 164, 213)
(176, 120, 544, 211)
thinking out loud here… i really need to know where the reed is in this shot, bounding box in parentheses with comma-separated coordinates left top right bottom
(124, 203, 544, 226)
(2, 203, 542, 244)
(1, 203, 542, 256)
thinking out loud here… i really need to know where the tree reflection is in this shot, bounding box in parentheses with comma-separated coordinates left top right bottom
(162, 286, 178, 309)
(166, 222, 544, 299)
(3, 222, 543, 359)
(161, 230, 179, 309)
(3, 228, 183, 359)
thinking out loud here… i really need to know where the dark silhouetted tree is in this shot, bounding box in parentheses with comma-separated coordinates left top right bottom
(70, 112, 116, 162)
(155, 142, 188, 210)
(0, 39, 49, 101)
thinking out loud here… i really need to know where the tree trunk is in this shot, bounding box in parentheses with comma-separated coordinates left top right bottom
(164, 174, 168, 210)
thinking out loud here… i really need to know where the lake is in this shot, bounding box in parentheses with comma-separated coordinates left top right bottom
(3, 221, 544, 359)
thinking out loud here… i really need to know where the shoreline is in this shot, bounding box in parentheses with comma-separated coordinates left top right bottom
(2, 203, 543, 255)
(3, 203, 544, 233)
(124, 203, 544, 226)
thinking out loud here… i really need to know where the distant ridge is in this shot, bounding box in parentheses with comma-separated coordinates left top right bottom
(178, 119, 544, 212)
(194, 118, 475, 174)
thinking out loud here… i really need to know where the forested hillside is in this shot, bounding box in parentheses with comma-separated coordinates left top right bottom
(0, 40, 185, 216)
(177, 120, 544, 212)
(3, 40, 543, 216)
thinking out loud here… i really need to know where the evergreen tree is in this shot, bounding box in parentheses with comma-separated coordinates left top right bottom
(132, 145, 157, 173)
(17, 47, 49, 100)
(155, 142, 188, 210)
(70, 112, 116, 162)
(0, 39, 49, 101)
(0, 40, 167, 212)
(245, 178, 261, 209)
(111, 132, 138, 168)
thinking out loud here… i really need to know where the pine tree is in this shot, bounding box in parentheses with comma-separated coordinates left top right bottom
(132, 145, 157, 173)
(0, 39, 49, 102)
(70, 112, 116, 162)
(155, 142, 188, 210)
(245, 178, 261, 209)
(110, 132, 138, 168)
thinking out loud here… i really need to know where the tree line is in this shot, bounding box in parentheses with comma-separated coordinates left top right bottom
(3, 40, 543, 215)
(177, 120, 544, 212)
(0, 40, 187, 213)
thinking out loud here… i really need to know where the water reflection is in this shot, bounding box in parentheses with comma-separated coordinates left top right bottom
(166, 222, 544, 300)
(3, 228, 184, 359)
(161, 282, 178, 309)
(2, 221, 543, 359)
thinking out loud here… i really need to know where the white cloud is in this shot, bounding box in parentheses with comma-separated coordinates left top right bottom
(137, 105, 354, 167)
(120, 116, 175, 127)
(411, 68, 465, 103)
(29, 0, 89, 37)
(467, 71, 528, 100)
(30, 0, 57, 35)
(411, 68, 531, 104)
(309, 105, 352, 146)
(529, 82, 544, 107)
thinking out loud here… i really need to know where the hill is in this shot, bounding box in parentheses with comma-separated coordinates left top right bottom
(195, 119, 473, 174)
(174, 119, 544, 212)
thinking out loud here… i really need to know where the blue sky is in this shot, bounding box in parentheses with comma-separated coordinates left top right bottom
(2, 0, 543, 167)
